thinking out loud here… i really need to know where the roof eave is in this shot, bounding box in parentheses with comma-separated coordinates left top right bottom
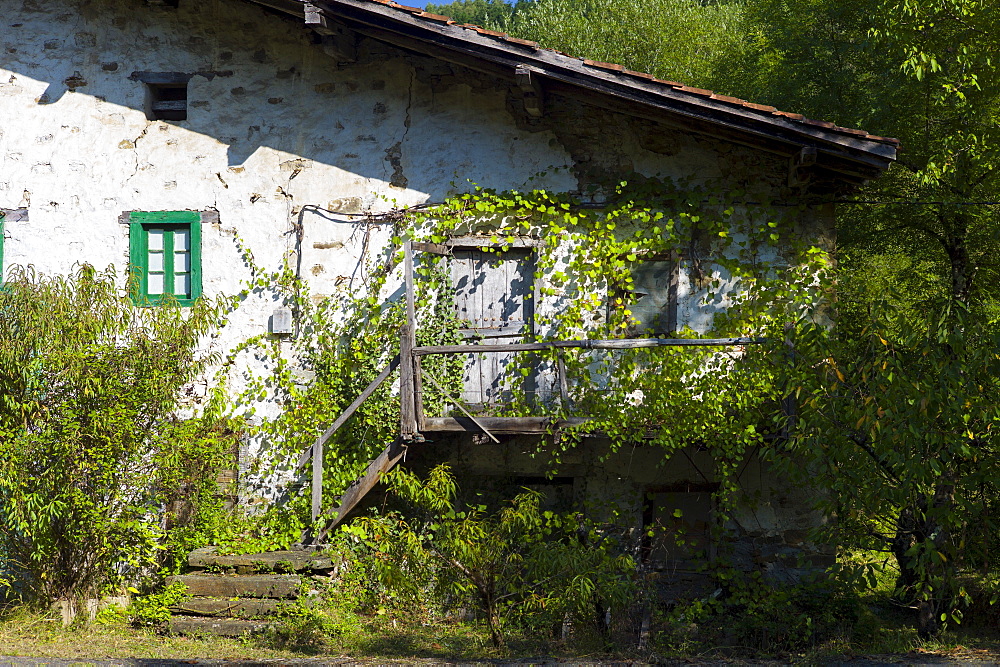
(246, 0, 897, 182)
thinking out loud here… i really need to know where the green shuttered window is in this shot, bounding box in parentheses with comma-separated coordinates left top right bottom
(129, 211, 202, 306)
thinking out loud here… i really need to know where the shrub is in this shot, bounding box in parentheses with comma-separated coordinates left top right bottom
(341, 464, 639, 648)
(0, 265, 228, 603)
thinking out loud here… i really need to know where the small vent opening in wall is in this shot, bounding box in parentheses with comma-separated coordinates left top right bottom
(133, 72, 192, 121)
(147, 83, 187, 121)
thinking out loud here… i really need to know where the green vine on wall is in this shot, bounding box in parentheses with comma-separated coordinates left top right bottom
(212, 176, 832, 551)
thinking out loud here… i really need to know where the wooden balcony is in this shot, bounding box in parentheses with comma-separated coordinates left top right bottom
(296, 241, 763, 543)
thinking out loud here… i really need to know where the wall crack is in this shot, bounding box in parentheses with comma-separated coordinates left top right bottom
(383, 71, 413, 189)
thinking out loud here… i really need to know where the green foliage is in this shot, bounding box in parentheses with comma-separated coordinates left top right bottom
(342, 464, 638, 648)
(436, 0, 749, 87)
(214, 228, 465, 548)
(404, 182, 817, 489)
(157, 415, 247, 574)
(128, 581, 190, 626)
(721, 0, 1000, 636)
(424, 0, 516, 26)
(774, 296, 1000, 636)
(0, 265, 231, 603)
(659, 574, 872, 655)
(264, 601, 342, 651)
(227, 179, 822, 541)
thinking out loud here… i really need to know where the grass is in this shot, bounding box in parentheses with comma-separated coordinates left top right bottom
(2, 603, 999, 665)
(0, 612, 302, 662)
(0, 606, 563, 664)
(2, 566, 999, 664)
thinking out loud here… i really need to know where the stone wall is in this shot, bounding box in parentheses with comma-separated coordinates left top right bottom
(1, 0, 833, 511)
(418, 433, 832, 595)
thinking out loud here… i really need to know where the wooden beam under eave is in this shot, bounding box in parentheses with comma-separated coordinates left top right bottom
(516, 64, 544, 118)
(248, 0, 307, 18)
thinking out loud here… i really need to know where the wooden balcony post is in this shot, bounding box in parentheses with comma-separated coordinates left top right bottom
(401, 240, 418, 440)
(311, 436, 323, 523)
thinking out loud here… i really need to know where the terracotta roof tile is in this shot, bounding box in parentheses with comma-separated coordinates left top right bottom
(355, 0, 900, 149)
(583, 59, 624, 72)
(624, 69, 655, 80)
(870, 135, 900, 145)
(417, 12, 454, 22)
(678, 85, 713, 96)
(802, 118, 836, 129)
(504, 35, 538, 48)
(773, 110, 805, 120)
(743, 102, 777, 113)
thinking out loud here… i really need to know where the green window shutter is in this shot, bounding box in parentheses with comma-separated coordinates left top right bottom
(129, 219, 147, 305)
(189, 215, 202, 303)
(129, 211, 202, 307)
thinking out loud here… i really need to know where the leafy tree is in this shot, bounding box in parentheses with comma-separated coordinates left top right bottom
(424, 0, 517, 26)
(0, 265, 231, 603)
(426, 0, 748, 86)
(729, 0, 1000, 636)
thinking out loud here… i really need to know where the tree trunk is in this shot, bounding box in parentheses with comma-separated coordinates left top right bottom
(890, 480, 957, 639)
(481, 589, 504, 648)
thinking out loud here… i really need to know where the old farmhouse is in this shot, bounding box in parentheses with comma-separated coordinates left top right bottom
(1, 0, 897, 611)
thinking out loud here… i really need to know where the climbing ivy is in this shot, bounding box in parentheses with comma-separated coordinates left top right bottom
(219, 177, 831, 548)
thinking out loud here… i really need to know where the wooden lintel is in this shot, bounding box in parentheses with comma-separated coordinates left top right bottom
(129, 71, 192, 84)
(412, 241, 451, 255)
(413, 238, 541, 254)
(448, 235, 543, 248)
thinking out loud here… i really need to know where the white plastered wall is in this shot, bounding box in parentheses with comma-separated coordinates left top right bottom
(0, 0, 829, 497)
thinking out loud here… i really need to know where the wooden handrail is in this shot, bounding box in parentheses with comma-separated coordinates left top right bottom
(412, 337, 763, 356)
(293, 355, 400, 523)
(313, 437, 407, 544)
(295, 354, 401, 471)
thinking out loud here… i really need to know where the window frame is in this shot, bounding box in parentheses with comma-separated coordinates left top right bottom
(128, 211, 202, 306)
(641, 481, 720, 572)
(130, 71, 192, 122)
(609, 251, 678, 338)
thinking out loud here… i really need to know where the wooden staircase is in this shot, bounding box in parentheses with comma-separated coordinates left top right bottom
(166, 546, 334, 636)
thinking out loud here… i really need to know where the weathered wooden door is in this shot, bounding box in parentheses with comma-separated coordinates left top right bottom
(451, 247, 535, 407)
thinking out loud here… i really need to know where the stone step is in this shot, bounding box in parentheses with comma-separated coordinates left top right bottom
(167, 573, 301, 599)
(167, 615, 271, 637)
(187, 546, 334, 573)
(170, 597, 283, 618)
